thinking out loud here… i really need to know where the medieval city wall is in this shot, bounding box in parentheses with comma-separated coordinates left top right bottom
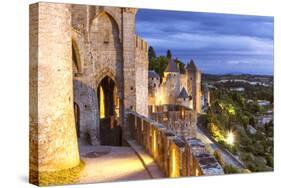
(135, 35, 149, 116)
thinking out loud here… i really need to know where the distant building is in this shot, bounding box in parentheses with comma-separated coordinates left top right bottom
(186, 60, 202, 113)
(201, 83, 211, 111)
(247, 125, 257, 135)
(230, 87, 245, 92)
(257, 100, 271, 106)
(148, 59, 202, 113)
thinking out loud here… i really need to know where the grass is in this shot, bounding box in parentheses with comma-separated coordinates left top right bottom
(37, 160, 85, 186)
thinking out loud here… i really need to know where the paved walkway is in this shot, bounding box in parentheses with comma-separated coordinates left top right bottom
(78, 141, 152, 184)
(127, 140, 165, 179)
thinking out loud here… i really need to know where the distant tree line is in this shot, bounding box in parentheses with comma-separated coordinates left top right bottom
(148, 46, 186, 78)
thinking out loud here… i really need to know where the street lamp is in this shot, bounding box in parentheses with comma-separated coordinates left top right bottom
(226, 131, 234, 145)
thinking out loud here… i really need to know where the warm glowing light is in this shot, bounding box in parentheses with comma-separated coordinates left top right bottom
(171, 147, 177, 177)
(226, 132, 234, 145)
(155, 86, 165, 105)
(114, 87, 119, 118)
(195, 168, 199, 176)
(153, 130, 157, 155)
(99, 86, 105, 118)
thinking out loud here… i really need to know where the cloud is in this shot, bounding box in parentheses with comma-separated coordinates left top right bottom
(136, 9, 274, 75)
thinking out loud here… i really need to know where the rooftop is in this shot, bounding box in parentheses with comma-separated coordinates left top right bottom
(178, 87, 189, 99)
(165, 59, 179, 73)
(148, 70, 160, 78)
(186, 59, 198, 71)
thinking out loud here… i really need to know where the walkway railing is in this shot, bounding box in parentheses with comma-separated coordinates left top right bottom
(125, 111, 224, 178)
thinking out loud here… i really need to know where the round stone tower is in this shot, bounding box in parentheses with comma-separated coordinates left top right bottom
(29, 2, 80, 183)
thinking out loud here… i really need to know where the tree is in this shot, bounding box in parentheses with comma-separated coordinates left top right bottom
(223, 165, 240, 174)
(148, 46, 156, 63)
(249, 116, 256, 127)
(166, 49, 172, 59)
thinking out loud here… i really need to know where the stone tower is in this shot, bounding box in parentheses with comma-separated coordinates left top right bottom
(162, 59, 180, 104)
(29, 2, 80, 184)
(176, 87, 192, 108)
(186, 59, 201, 113)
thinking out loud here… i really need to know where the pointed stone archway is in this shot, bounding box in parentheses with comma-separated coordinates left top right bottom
(97, 75, 122, 145)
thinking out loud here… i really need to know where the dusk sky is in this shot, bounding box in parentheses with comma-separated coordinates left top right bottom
(136, 9, 274, 75)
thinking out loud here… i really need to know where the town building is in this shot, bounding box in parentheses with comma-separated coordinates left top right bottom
(148, 59, 204, 113)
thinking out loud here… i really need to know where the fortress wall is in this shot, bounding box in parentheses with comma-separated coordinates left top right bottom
(195, 71, 202, 112)
(188, 69, 201, 113)
(122, 8, 137, 111)
(29, 2, 80, 179)
(135, 35, 149, 116)
(71, 4, 88, 34)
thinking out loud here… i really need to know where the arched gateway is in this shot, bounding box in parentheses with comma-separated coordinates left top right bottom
(97, 76, 122, 145)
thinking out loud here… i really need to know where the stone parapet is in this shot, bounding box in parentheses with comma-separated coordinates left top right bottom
(125, 111, 224, 178)
(135, 35, 148, 52)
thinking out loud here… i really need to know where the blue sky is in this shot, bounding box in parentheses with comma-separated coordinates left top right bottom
(135, 9, 274, 75)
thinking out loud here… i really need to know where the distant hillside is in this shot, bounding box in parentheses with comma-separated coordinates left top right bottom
(202, 73, 273, 83)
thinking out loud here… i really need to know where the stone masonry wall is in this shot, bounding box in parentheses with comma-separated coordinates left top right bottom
(188, 69, 201, 113)
(126, 111, 224, 178)
(135, 35, 148, 116)
(122, 8, 137, 112)
(29, 2, 80, 180)
(70, 6, 148, 143)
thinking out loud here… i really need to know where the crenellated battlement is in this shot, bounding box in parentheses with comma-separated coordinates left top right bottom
(135, 35, 148, 52)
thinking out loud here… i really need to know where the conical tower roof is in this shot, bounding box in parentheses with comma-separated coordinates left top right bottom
(178, 87, 189, 99)
(186, 59, 197, 71)
(165, 59, 179, 73)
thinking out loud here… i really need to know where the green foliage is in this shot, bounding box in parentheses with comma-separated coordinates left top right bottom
(249, 116, 256, 127)
(198, 114, 208, 127)
(148, 49, 186, 78)
(205, 76, 273, 173)
(246, 102, 261, 114)
(148, 46, 156, 62)
(266, 155, 273, 167)
(223, 165, 240, 174)
(207, 122, 224, 142)
(149, 55, 169, 78)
